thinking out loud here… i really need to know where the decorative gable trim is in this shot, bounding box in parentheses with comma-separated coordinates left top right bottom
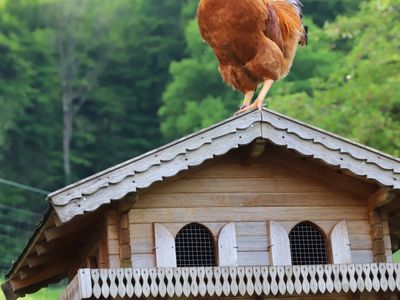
(51, 112, 262, 223)
(260, 110, 399, 188)
(47, 108, 400, 224)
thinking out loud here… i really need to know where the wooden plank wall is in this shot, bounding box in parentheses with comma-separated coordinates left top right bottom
(128, 147, 380, 268)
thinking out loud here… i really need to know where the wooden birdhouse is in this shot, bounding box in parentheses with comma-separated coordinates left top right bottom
(2, 108, 400, 300)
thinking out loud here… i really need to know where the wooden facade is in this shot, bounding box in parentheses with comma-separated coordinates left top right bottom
(129, 147, 385, 268)
(2, 108, 400, 300)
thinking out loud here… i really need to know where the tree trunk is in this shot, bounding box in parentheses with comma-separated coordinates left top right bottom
(56, 0, 110, 184)
(62, 97, 73, 185)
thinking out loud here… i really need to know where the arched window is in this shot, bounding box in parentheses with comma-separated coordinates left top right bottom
(289, 222, 328, 265)
(175, 223, 216, 267)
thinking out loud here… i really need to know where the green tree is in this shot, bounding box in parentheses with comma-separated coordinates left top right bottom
(71, 0, 188, 176)
(0, 0, 189, 273)
(0, 0, 59, 274)
(0, 0, 60, 198)
(0, 2, 36, 156)
(46, 0, 127, 184)
(302, 0, 361, 26)
(271, 0, 400, 156)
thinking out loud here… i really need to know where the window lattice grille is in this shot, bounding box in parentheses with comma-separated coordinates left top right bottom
(289, 222, 328, 265)
(175, 223, 216, 267)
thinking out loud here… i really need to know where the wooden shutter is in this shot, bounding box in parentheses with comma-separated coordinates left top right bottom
(154, 223, 177, 267)
(268, 221, 292, 266)
(330, 220, 352, 264)
(218, 222, 238, 266)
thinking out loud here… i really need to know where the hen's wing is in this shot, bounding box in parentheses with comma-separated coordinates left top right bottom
(264, 4, 284, 51)
(263, 0, 304, 51)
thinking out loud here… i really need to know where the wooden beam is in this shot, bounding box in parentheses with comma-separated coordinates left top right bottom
(7, 212, 56, 280)
(35, 235, 77, 255)
(44, 221, 85, 242)
(12, 259, 79, 292)
(52, 213, 64, 227)
(390, 236, 399, 251)
(248, 139, 267, 159)
(15, 275, 65, 299)
(1, 281, 18, 300)
(371, 224, 384, 240)
(26, 248, 73, 269)
(240, 139, 267, 165)
(390, 224, 400, 239)
(368, 188, 396, 211)
(37, 222, 96, 255)
(118, 193, 136, 213)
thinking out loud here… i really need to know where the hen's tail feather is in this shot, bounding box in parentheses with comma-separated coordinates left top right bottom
(265, 0, 303, 40)
(287, 0, 303, 15)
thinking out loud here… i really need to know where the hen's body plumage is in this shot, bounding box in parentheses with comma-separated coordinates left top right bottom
(197, 0, 307, 112)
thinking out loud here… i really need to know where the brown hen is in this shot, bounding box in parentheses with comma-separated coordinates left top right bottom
(197, 0, 307, 114)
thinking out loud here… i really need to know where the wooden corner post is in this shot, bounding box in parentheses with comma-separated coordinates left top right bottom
(105, 209, 132, 269)
(1, 282, 18, 300)
(368, 188, 395, 263)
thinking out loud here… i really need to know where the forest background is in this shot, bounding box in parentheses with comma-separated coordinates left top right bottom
(0, 0, 399, 278)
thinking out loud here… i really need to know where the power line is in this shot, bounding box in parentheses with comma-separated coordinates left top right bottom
(0, 203, 42, 216)
(0, 178, 49, 195)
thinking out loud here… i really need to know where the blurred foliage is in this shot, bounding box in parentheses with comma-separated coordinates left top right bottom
(161, 0, 400, 159)
(395, 251, 400, 263)
(301, 0, 361, 26)
(0, 0, 399, 276)
(0, 0, 187, 274)
(270, 0, 400, 157)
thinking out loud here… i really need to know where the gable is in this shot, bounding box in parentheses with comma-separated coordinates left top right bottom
(129, 147, 377, 268)
(48, 109, 400, 224)
(139, 146, 376, 199)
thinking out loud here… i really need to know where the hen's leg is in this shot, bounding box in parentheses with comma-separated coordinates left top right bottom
(234, 91, 255, 115)
(241, 91, 254, 109)
(253, 79, 274, 110)
(234, 80, 274, 114)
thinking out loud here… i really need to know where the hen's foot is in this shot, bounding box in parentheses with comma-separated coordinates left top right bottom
(254, 97, 266, 111)
(234, 104, 250, 116)
(233, 91, 254, 116)
(234, 102, 263, 115)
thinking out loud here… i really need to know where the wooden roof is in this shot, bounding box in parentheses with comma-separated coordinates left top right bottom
(48, 108, 400, 224)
